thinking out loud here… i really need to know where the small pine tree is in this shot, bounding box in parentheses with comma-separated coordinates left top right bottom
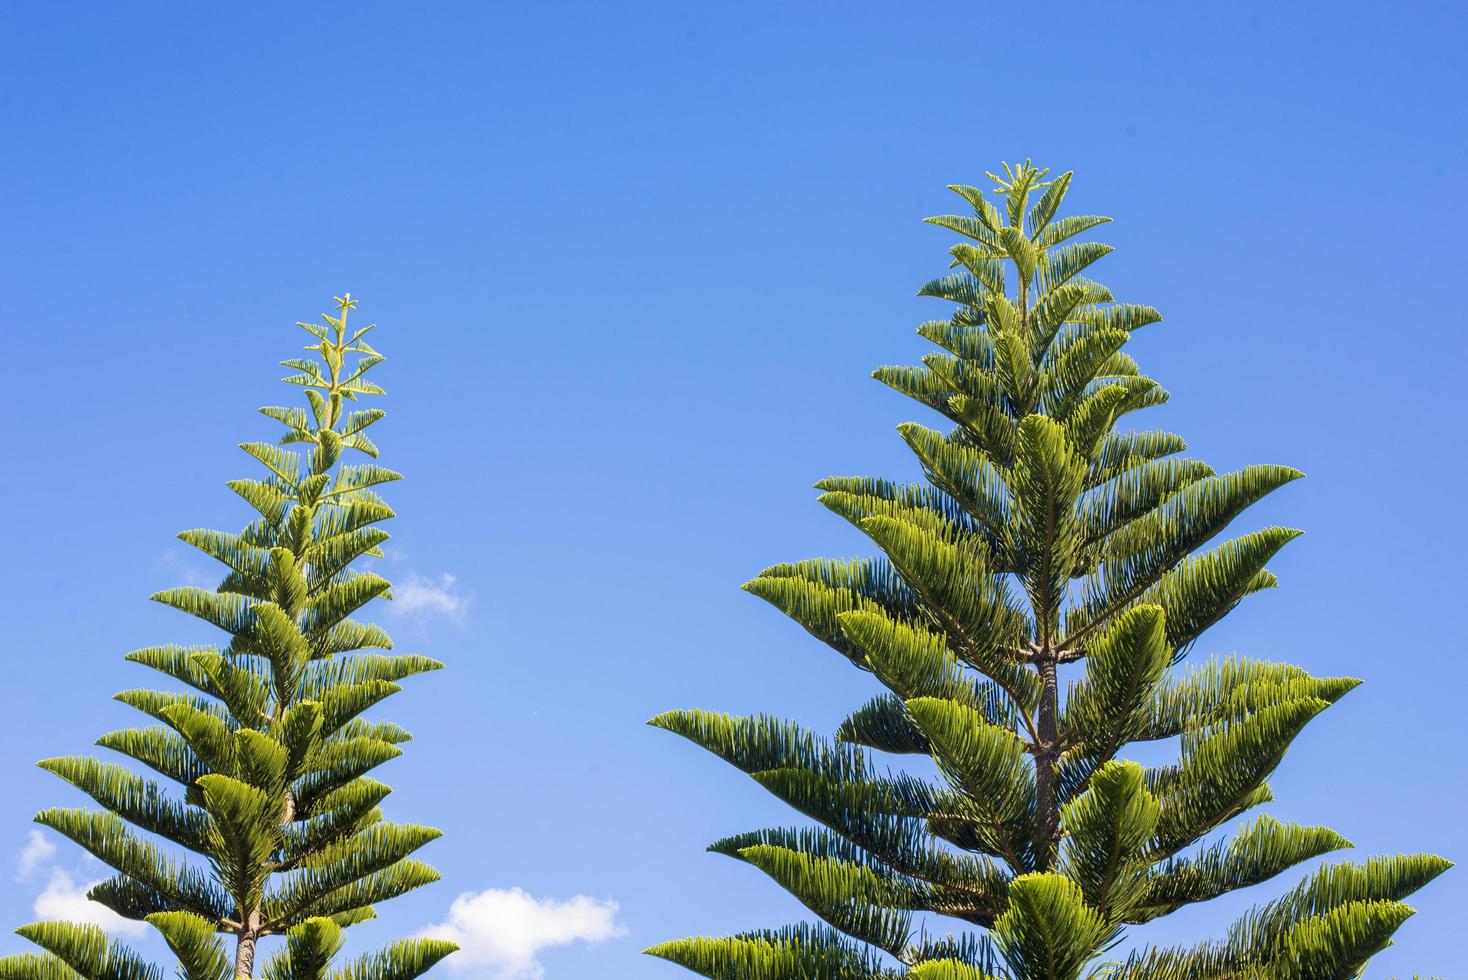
(648, 165, 1449, 979)
(0, 297, 456, 980)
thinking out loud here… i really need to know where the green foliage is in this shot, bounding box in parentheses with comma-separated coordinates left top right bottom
(649, 164, 1448, 978)
(0, 297, 455, 980)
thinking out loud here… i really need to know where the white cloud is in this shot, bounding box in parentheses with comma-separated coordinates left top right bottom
(391, 572, 469, 624)
(420, 887, 626, 980)
(16, 830, 56, 882)
(16, 835, 146, 938)
(33, 868, 149, 937)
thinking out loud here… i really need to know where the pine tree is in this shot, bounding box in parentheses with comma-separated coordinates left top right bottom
(0, 296, 457, 980)
(647, 164, 1449, 979)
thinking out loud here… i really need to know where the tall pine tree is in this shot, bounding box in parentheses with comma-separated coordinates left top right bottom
(0, 297, 456, 980)
(648, 164, 1449, 979)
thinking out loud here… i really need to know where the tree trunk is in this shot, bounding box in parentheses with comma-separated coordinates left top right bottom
(1033, 656, 1060, 870)
(234, 930, 257, 979)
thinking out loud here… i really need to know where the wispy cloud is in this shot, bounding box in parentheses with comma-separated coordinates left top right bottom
(419, 887, 626, 980)
(156, 547, 216, 589)
(390, 571, 470, 624)
(33, 868, 149, 937)
(16, 832, 147, 937)
(15, 830, 55, 882)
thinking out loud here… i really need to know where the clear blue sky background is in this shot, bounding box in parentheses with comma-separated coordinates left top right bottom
(1, 3, 1463, 978)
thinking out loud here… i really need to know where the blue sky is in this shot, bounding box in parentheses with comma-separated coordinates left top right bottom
(1, 2, 1464, 977)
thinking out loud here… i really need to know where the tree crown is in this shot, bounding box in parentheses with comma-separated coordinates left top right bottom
(0, 297, 456, 980)
(648, 164, 1449, 980)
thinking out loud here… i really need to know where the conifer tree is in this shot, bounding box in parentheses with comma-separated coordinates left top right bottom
(648, 165, 1449, 979)
(0, 297, 456, 980)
